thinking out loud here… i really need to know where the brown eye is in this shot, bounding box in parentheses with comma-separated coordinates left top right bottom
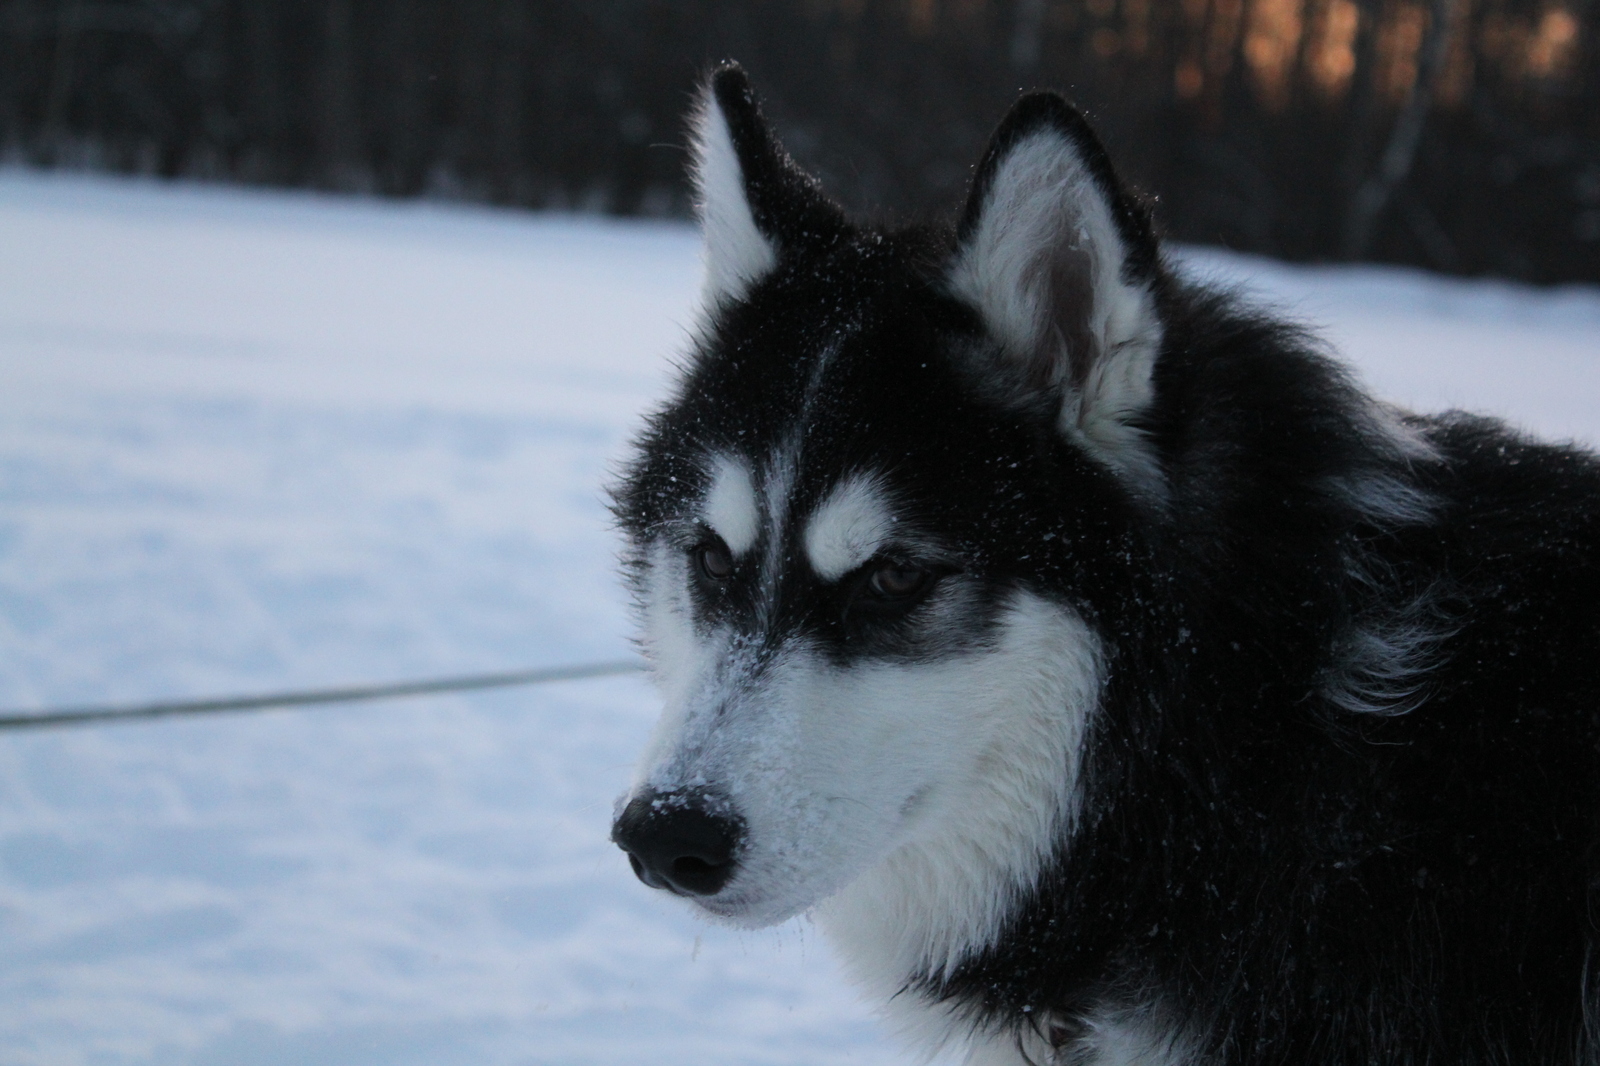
(866, 562, 931, 599)
(697, 543, 734, 582)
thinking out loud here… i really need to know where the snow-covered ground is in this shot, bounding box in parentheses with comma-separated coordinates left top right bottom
(0, 170, 1594, 1066)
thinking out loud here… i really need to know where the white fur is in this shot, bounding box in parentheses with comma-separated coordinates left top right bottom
(939, 1012, 1193, 1066)
(625, 584, 1101, 944)
(804, 473, 895, 581)
(940, 1001, 1196, 1066)
(810, 595, 1099, 990)
(1338, 398, 1441, 530)
(691, 88, 777, 308)
(1318, 406, 1446, 716)
(1320, 510, 1446, 718)
(1321, 612, 1444, 716)
(1057, 1005, 1198, 1066)
(702, 453, 761, 556)
(628, 485, 1106, 1061)
(948, 131, 1164, 495)
(1339, 471, 1437, 529)
(628, 542, 716, 787)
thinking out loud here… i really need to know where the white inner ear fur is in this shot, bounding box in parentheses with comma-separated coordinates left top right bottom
(691, 89, 778, 308)
(702, 454, 760, 556)
(804, 473, 894, 581)
(948, 130, 1165, 495)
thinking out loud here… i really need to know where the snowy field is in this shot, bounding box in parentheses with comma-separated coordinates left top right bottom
(0, 170, 1595, 1066)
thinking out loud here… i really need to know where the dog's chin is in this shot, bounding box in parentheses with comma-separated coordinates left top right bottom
(686, 872, 850, 929)
(687, 887, 812, 928)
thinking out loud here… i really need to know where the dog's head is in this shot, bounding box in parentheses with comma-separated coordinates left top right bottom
(610, 65, 1166, 948)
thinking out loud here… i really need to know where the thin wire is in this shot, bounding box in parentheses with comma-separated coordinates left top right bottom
(0, 659, 645, 732)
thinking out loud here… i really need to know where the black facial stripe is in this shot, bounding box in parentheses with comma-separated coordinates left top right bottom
(616, 224, 1137, 668)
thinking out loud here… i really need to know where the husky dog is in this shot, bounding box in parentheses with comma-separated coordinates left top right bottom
(609, 63, 1600, 1065)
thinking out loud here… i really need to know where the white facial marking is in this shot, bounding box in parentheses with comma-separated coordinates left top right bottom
(813, 595, 1100, 990)
(630, 542, 709, 776)
(702, 454, 760, 556)
(691, 89, 777, 308)
(627, 582, 1102, 992)
(804, 474, 894, 581)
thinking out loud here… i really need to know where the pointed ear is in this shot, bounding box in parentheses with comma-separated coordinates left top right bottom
(949, 94, 1166, 492)
(690, 63, 845, 307)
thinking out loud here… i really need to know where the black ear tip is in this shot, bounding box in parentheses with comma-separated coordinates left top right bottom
(1011, 90, 1080, 115)
(694, 58, 848, 245)
(960, 91, 1101, 241)
(959, 89, 1159, 273)
(994, 91, 1097, 153)
(709, 61, 755, 111)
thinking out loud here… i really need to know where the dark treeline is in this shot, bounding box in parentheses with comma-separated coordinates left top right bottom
(0, 0, 1595, 281)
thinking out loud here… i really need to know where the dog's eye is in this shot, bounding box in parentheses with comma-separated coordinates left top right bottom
(864, 561, 933, 601)
(696, 541, 735, 583)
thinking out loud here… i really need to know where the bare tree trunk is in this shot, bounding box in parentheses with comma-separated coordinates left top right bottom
(316, 0, 364, 190)
(1341, 0, 1462, 259)
(41, 0, 83, 156)
(240, 0, 284, 181)
(1011, 0, 1048, 72)
(493, 0, 531, 203)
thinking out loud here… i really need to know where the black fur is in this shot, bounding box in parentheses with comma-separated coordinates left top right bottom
(614, 66, 1600, 1064)
(708, 65, 847, 258)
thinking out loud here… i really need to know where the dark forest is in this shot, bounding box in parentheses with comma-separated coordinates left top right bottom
(0, 0, 1595, 281)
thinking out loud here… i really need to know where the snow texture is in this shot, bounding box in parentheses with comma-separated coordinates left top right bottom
(0, 170, 1594, 1065)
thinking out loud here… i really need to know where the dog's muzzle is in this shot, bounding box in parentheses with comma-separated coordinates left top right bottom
(611, 787, 745, 897)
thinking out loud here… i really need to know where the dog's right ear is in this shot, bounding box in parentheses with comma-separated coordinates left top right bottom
(691, 63, 845, 307)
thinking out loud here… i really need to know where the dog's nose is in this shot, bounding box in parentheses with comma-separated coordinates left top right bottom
(611, 789, 744, 897)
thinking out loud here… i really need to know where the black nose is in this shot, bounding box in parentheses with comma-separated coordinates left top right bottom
(611, 789, 744, 897)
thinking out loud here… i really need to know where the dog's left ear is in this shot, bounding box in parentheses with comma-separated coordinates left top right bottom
(950, 94, 1165, 491)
